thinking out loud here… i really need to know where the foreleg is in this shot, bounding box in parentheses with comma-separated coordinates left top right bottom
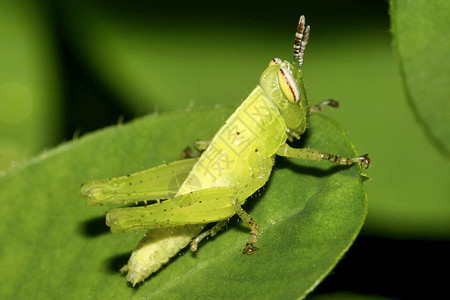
(277, 143, 370, 168)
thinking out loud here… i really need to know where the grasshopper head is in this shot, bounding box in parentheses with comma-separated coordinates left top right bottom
(259, 16, 311, 141)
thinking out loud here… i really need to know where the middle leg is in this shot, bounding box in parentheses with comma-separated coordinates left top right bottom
(233, 199, 259, 254)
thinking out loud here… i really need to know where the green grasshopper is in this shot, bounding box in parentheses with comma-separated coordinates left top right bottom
(81, 15, 370, 286)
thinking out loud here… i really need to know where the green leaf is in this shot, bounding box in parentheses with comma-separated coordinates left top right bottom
(390, 0, 450, 157)
(0, 108, 367, 299)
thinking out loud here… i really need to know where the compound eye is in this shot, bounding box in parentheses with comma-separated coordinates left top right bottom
(269, 58, 282, 66)
(277, 66, 300, 103)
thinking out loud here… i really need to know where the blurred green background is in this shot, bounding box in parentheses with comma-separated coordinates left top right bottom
(1, 0, 449, 298)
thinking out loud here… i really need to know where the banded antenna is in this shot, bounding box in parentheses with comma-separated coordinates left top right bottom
(293, 15, 310, 70)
